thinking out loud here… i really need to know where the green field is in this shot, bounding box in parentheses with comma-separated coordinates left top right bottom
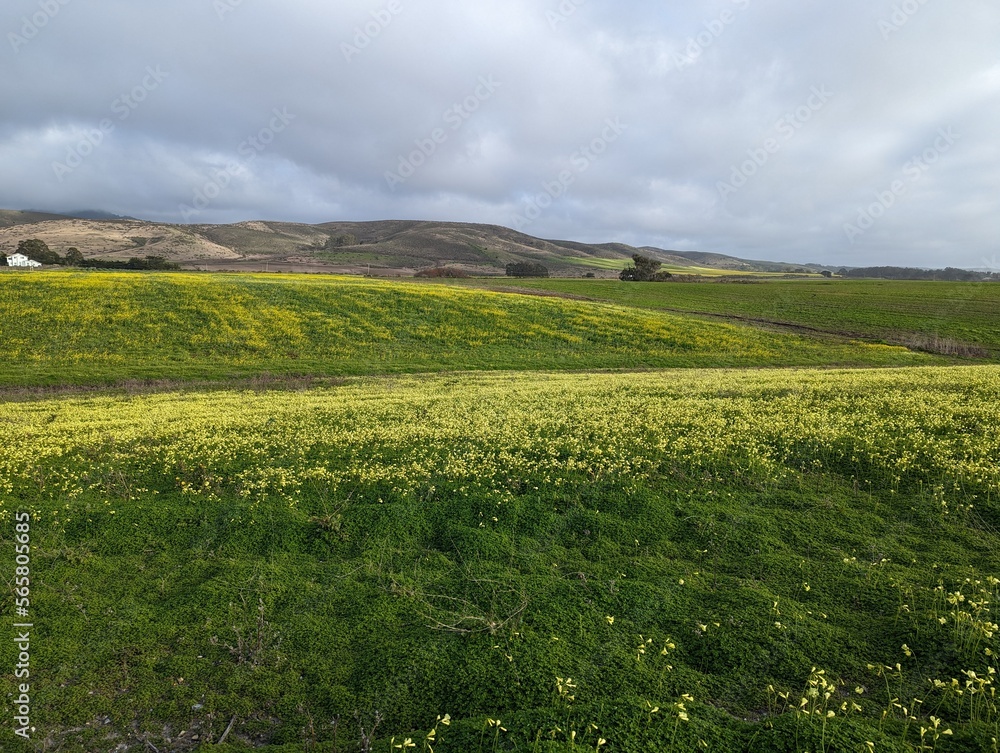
(1, 271, 998, 752)
(557, 257, 798, 277)
(456, 278, 1000, 360)
(0, 272, 937, 388)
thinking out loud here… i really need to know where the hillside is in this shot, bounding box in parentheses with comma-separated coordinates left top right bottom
(0, 271, 936, 388)
(0, 210, 825, 276)
(0, 208, 70, 227)
(460, 278, 1000, 360)
(0, 213, 241, 261)
(657, 249, 830, 274)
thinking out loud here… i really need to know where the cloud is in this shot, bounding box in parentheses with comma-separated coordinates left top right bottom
(1, 0, 997, 266)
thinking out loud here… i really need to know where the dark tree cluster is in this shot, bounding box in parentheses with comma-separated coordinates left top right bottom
(18, 239, 63, 265)
(79, 256, 181, 270)
(415, 267, 470, 278)
(326, 233, 358, 249)
(838, 266, 1000, 282)
(505, 262, 550, 278)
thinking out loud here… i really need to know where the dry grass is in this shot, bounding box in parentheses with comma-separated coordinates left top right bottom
(894, 333, 991, 358)
(0, 218, 240, 261)
(0, 215, 689, 274)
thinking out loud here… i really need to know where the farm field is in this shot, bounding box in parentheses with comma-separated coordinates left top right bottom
(1, 367, 998, 751)
(0, 272, 938, 388)
(0, 271, 998, 752)
(555, 257, 788, 277)
(453, 278, 1000, 360)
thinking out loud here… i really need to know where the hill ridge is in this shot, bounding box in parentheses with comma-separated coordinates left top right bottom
(0, 209, 828, 276)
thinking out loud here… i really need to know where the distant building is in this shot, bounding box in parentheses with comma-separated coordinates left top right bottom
(6, 253, 42, 268)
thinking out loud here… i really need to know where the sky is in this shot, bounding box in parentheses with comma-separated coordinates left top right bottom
(2, 0, 998, 268)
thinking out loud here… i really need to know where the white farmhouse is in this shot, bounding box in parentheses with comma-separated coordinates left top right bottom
(6, 253, 42, 268)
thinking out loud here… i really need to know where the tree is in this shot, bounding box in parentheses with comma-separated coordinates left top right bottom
(124, 256, 180, 270)
(820, 270, 833, 278)
(64, 247, 85, 266)
(0, 254, 7, 267)
(326, 233, 357, 249)
(17, 239, 61, 265)
(505, 262, 549, 278)
(620, 254, 671, 281)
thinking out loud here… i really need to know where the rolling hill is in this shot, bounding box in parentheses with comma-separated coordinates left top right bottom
(0, 210, 831, 276)
(655, 249, 829, 274)
(0, 271, 934, 388)
(0, 208, 70, 227)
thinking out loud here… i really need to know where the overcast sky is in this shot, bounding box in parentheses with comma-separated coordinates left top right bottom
(2, 0, 998, 267)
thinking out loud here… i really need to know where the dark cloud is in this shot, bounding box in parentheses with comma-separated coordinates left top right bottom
(2, 0, 998, 266)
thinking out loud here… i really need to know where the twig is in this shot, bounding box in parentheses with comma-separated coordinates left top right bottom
(218, 715, 237, 745)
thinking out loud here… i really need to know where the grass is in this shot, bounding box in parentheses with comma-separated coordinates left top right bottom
(555, 257, 793, 277)
(1, 270, 998, 751)
(313, 251, 425, 267)
(452, 278, 1000, 359)
(0, 271, 938, 388)
(554, 257, 630, 271)
(1, 366, 998, 751)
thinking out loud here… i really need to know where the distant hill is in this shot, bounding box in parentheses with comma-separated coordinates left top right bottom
(0, 209, 72, 227)
(56, 209, 140, 221)
(839, 266, 1000, 282)
(642, 248, 830, 274)
(0, 211, 830, 276)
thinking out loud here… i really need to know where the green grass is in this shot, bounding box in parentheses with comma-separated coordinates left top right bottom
(313, 250, 423, 267)
(453, 278, 1000, 359)
(0, 271, 937, 388)
(1, 367, 998, 751)
(555, 257, 798, 277)
(555, 257, 630, 271)
(553, 256, 797, 276)
(2, 270, 998, 751)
